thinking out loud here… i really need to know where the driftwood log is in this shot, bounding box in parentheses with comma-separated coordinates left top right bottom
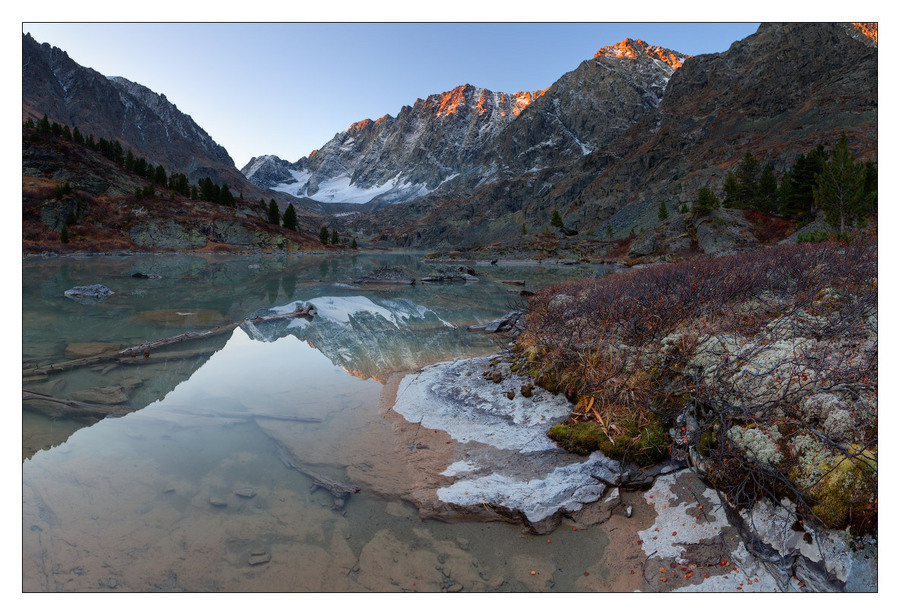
(22, 389, 134, 420)
(23, 304, 314, 379)
(277, 447, 359, 510)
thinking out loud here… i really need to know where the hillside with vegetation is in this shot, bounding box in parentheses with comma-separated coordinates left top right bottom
(22, 117, 349, 254)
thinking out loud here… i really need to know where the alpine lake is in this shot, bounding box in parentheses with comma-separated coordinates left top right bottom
(21, 252, 635, 592)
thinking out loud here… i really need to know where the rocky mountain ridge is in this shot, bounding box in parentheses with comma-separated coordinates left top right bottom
(242, 83, 551, 205)
(242, 38, 687, 206)
(343, 22, 876, 249)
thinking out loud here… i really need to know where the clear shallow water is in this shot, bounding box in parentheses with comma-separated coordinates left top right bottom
(22, 252, 621, 592)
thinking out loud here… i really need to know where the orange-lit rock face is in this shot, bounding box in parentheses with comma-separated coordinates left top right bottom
(511, 88, 548, 117)
(852, 22, 877, 44)
(348, 118, 374, 132)
(594, 38, 688, 70)
(422, 84, 547, 119)
(435, 85, 470, 118)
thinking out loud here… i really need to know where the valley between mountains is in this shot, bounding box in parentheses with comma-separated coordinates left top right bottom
(22, 22, 878, 593)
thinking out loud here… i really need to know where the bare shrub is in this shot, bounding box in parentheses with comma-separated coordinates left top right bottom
(517, 234, 877, 533)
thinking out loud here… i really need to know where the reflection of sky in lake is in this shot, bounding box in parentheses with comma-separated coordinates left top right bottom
(22, 253, 615, 592)
(150, 327, 381, 419)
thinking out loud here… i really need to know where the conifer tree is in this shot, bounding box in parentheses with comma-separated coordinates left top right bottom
(695, 186, 720, 213)
(267, 200, 280, 225)
(550, 209, 564, 228)
(756, 163, 779, 213)
(331, 229, 339, 244)
(814, 133, 867, 235)
(657, 201, 668, 221)
(735, 152, 760, 208)
(722, 171, 740, 208)
(60, 224, 69, 243)
(282, 204, 298, 230)
(319, 226, 330, 244)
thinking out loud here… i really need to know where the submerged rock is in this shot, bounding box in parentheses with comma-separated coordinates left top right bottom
(63, 284, 114, 303)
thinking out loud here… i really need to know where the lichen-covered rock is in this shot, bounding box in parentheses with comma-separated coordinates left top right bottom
(129, 219, 206, 250)
(41, 196, 90, 232)
(628, 229, 657, 257)
(547, 294, 574, 312)
(799, 394, 858, 444)
(726, 425, 783, 468)
(694, 209, 757, 254)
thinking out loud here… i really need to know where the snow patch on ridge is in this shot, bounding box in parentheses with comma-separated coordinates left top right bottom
(270, 170, 430, 205)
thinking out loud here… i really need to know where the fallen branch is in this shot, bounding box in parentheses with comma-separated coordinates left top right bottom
(22, 389, 134, 420)
(277, 446, 359, 510)
(23, 305, 315, 378)
(117, 322, 241, 357)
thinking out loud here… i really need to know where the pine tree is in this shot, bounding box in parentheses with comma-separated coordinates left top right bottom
(521, 222, 527, 235)
(351, 238, 358, 249)
(220, 184, 235, 207)
(60, 224, 69, 243)
(814, 133, 866, 235)
(862, 159, 878, 220)
(550, 209, 564, 228)
(657, 201, 668, 221)
(735, 152, 760, 208)
(267, 200, 280, 225)
(756, 163, 779, 213)
(282, 204, 298, 230)
(781, 145, 827, 217)
(331, 229, 339, 244)
(722, 171, 740, 208)
(319, 226, 330, 244)
(695, 186, 720, 213)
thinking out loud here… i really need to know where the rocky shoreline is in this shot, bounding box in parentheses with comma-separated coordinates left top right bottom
(381, 351, 877, 592)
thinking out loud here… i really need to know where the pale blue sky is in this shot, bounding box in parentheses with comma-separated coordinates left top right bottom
(23, 22, 760, 168)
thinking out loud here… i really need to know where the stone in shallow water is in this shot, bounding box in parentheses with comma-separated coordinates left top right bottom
(63, 284, 114, 303)
(248, 552, 271, 566)
(233, 487, 256, 499)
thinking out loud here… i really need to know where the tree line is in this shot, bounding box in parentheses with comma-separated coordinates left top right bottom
(692, 133, 877, 234)
(25, 115, 238, 208)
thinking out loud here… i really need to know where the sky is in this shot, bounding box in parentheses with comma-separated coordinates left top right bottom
(22, 20, 761, 169)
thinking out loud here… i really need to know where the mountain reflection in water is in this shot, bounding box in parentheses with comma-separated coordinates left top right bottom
(23, 254, 617, 593)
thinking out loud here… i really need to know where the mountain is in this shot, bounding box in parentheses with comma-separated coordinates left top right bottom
(344, 23, 877, 248)
(242, 39, 687, 207)
(21, 32, 306, 210)
(474, 39, 686, 185)
(242, 84, 549, 205)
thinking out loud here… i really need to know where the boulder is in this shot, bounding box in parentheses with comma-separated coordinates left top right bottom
(695, 208, 757, 254)
(64, 284, 114, 303)
(628, 230, 657, 257)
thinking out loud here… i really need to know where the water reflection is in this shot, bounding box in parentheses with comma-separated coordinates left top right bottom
(22, 253, 617, 592)
(23, 252, 593, 457)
